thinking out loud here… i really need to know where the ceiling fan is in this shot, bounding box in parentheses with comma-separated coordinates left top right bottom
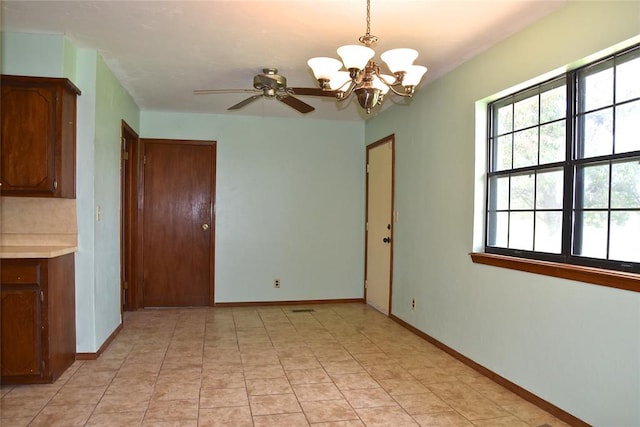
(194, 68, 336, 114)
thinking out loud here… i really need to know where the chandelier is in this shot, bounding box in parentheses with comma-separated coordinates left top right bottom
(307, 0, 427, 114)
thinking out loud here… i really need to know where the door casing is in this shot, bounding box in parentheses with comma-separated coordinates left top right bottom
(120, 120, 140, 311)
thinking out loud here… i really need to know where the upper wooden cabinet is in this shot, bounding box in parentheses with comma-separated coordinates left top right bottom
(1, 75, 81, 198)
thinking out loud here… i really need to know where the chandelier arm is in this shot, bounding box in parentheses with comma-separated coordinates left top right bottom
(386, 84, 413, 97)
(373, 69, 402, 87)
(337, 80, 358, 102)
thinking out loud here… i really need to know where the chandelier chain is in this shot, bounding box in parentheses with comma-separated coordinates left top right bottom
(366, 0, 371, 36)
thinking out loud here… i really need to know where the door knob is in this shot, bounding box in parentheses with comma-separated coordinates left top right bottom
(201, 223, 209, 230)
(383, 237, 391, 243)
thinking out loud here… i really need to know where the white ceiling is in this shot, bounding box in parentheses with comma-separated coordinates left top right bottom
(2, 0, 566, 121)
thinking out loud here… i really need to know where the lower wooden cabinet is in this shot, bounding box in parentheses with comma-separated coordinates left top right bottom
(1, 254, 76, 384)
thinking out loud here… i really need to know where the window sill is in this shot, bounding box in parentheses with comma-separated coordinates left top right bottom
(469, 252, 639, 293)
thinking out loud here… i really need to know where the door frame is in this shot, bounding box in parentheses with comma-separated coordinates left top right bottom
(138, 138, 217, 307)
(120, 120, 140, 311)
(364, 134, 395, 315)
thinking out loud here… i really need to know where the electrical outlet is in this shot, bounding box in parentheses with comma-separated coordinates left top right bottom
(411, 299, 416, 310)
(274, 279, 281, 288)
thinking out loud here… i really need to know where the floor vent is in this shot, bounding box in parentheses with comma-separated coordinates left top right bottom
(291, 308, 315, 313)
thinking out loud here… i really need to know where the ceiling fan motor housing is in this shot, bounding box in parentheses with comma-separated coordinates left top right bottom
(253, 68, 287, 97)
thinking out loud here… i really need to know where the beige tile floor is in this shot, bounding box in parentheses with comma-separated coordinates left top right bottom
(0, 303, 570, 426)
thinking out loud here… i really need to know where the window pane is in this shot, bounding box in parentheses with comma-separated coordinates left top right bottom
(616, 54, 640, 103)
(488, 176, 510, 210)
(540, 85, 566, 123)
(611, 160, 640, 209)
(494, 135, 512, 171)
(610, 211, 640, 262)
(487, 211, 508, 247)
(509, 211, 534, 250)
(574, 211, 608, 258)
(536, 169, 564, 209)
(513, 128, 538, 168)
(511, 174, 534, 210)
(579, 108, 613, 158)
(535, 211, 562, 253)
(497, 104, 513, 134)
(578, 163, 610, 209)
(615, 100, 640, 153)
(539, 121, 565, 164)
(580, 65, 613, 112)
(514, 95, 538, 130)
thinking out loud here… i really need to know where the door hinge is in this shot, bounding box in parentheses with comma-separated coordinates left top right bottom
(40, 290, 44, 303)
(123, 281, 129, 290)
(122, 151, 129, 160)
(143, 155, 147, 165)
(366, 164, 370, 173)
(364, 280, 368, 289)
(53, 180, 58, 190)
(366, 222, 369, 231)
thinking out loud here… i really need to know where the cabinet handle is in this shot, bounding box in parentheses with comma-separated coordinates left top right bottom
(40, 290, 44, 303)
(53, 180, 58, 190)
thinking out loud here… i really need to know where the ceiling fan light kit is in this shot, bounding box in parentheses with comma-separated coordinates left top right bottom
(307, 0, 427, 114)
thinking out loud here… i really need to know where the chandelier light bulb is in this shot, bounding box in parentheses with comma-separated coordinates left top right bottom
(402, 65, 428, 87)
(337, 45, 375, 71)
(307, 57, 343, 80)
(329, 71, 352, 90)
(372, 75, 393, 95)
(380, 48, 419, 74)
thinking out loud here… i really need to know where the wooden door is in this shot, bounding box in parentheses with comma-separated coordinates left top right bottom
(365, 136, 394, 315)
(141, 139, 215, 307)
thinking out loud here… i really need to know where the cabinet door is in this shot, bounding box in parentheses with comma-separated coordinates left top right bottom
(0, 286, 42, 377)
(0, 84, 57, 195)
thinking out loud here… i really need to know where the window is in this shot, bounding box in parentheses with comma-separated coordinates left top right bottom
(486, 44, 640, 274)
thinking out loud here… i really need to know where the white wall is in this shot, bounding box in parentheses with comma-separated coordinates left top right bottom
(141, 112, 366, 303)
(366, 2, 640, 426)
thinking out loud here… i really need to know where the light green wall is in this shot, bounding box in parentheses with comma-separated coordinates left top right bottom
(2, 32, 66, 78)
(74, 48, 98, 352)
(2, 32, 141, 353)
(93, 55, 139, 346)
(141, 112, 366, 302)
(63, 38, 77, 82)
(366, 2, 640, 425)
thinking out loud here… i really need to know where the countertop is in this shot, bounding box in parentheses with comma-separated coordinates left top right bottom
(0, 244, 78, 259)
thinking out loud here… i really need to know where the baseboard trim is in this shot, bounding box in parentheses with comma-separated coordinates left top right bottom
(389, 314, 589, 427)
(214, 298, 364, 307)
(75, 322, 123, 361)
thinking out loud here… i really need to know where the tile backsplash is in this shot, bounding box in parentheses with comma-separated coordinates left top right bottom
(1, 197, 77, 245)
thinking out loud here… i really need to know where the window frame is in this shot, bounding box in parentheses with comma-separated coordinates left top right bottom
(482, 43, 640, 277)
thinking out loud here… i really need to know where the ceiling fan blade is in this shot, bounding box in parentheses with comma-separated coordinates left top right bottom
(277, 95, 315, 114)
(228, 94, 262, 110)
(289, 87, 338, 98)
(194, 89, 258, 95)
